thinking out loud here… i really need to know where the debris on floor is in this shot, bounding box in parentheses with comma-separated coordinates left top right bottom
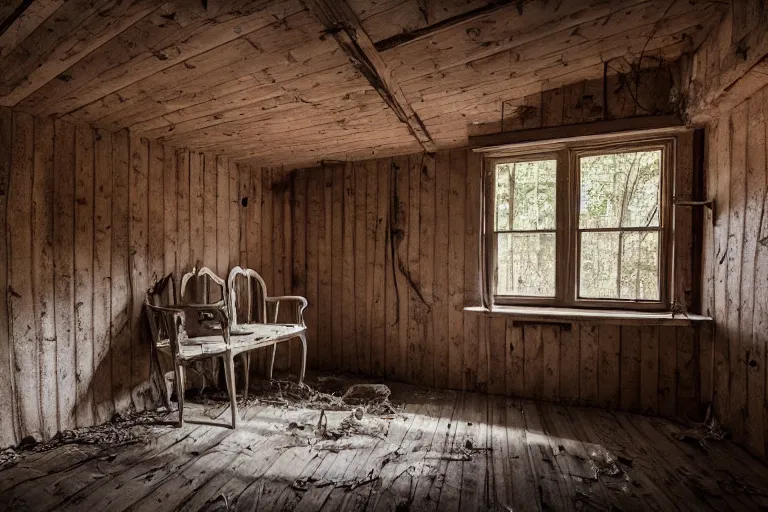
(242, 377, 401, 416)
(0, 409, 171, 471)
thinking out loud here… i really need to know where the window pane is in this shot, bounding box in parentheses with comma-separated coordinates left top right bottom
(620, 231, 659, 300)
(579, 150, 661, 229)
(580, 231, 660, 300)
(497, 232, 555, 296)
(580, 231, 619, 298)
(495, 160, 556, 231)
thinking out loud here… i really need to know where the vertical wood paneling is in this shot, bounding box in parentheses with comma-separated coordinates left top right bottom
(658, 326, 677, 418)
(341, 163, 356, 373)
(726, 102, 747, 440)
(331, 165, 344, 372)
(92, 129, 113, 424)
(111, 130, 131, 414)
(619, 326, 641, 412)
(393, 155, 409, 382)
(598, 325, 620, 409)
(32, 116, 57, 439)
(176, 149, 190, 277)
(8, 112, 39, 439)
(743, 91, 765, 457)
(53, 120, 75, 433)
(318, 166, 332, 371)
(228, 160, 239, 270)
(406, 154, 421, 384)
(753, 90, 768, 460)
(291, 170, 307, 374)
(464, 152, 482, 390)
(541, 325, 560, 402)
(364, 162, 377, 376)
(354, 162, 367, 374)
(418, 153, 434, 387)
(188, 153, 203, 286)
(372, 160, 388, 377)
(579, 324, 598, 406)
(74, 124, 94, 427)
(558, 325, 579, 403)
(0, 108, 15, 447)
(0, 116, 243, 445)
(640, 326, 660, 415)
(523, 325, 543, 399)
(305, 168, 319, 371)
(129, 135, 150, 411)
(433, 152, 449, 389)
(488, 317, 506, 395)
(148, 143, 164, 284)
(505, 321, 524, 397)
(216, 155, 229, 280)
(383, 160, 398, 380)
(447, 150, 465, 390)
(163, 147, 177, 279)
(700, 85, 768, 461)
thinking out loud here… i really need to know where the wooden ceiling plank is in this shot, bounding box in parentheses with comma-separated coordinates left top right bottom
(162, 104, 404, 147)
(128, 65, 372, 139)
(404, 4, 714, 115)
(400, 0, 715, 98)
(17, 2, 215, 116)
(373, 0, 519, 51)
(305, 0, 436, 152)
(0, 0, 159, 106)
(156, 94, 395, 146)
(350, 0, 493, 47)
(56, 5, 327, 124)
(102, 46, 354, 132)
(386, 0, 709, 84)
(43, 0, 301, 116)
(0, 0, 64, 59)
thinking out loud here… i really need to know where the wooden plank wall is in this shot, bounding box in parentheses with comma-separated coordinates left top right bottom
(702, 84, 768, 461)
(239, 148, 705, 425)
(233, 70, 705, 420)
(0, 107, 241, 447)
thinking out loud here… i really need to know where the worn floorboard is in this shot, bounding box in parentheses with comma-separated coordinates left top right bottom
(2, 383, 767, 512)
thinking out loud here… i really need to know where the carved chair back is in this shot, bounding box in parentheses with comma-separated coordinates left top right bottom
(180, 266, 227, 306)
(227, 266, 268, 328)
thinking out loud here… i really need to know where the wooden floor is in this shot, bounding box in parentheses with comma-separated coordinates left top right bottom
(2, 384, 768, 512)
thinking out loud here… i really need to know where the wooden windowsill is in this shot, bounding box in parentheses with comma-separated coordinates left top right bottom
(463, 305, 712, 326)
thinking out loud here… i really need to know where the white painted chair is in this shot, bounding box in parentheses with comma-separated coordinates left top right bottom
(145, 302, 238, 428)
(227, 266, 308, 398)
(179, 267, 228, 390)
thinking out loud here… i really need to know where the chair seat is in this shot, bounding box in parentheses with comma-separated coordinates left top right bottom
(157, 323, 305, 360)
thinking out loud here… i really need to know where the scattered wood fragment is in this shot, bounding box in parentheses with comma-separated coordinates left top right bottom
(0, 408, 171, 471)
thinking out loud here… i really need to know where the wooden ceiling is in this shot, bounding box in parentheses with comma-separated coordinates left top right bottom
(1, 0, 726, 167)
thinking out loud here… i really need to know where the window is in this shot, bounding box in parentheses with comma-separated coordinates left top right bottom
(486, 137, 674, 310)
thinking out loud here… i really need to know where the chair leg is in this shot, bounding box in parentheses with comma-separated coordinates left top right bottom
(223, 353, 238, 429)
(268, 344, 277, 381)
(174, 363, 185, 428)
(241, 353, 251, 400)
(298, 333, 307, 386)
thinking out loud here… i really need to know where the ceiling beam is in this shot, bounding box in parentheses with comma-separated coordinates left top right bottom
(0, 1, 33, 39)
(304, 0, 435, 152)
(373, 0, 519, 52)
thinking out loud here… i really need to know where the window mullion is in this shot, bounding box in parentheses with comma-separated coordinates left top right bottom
(555, 149, 570, 303)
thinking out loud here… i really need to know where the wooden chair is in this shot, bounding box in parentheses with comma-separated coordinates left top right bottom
(179, 266, 227, 389)
(145, 274, 178, 408)
(144, 302, 238, 428)
(227, 266, 308, 398)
